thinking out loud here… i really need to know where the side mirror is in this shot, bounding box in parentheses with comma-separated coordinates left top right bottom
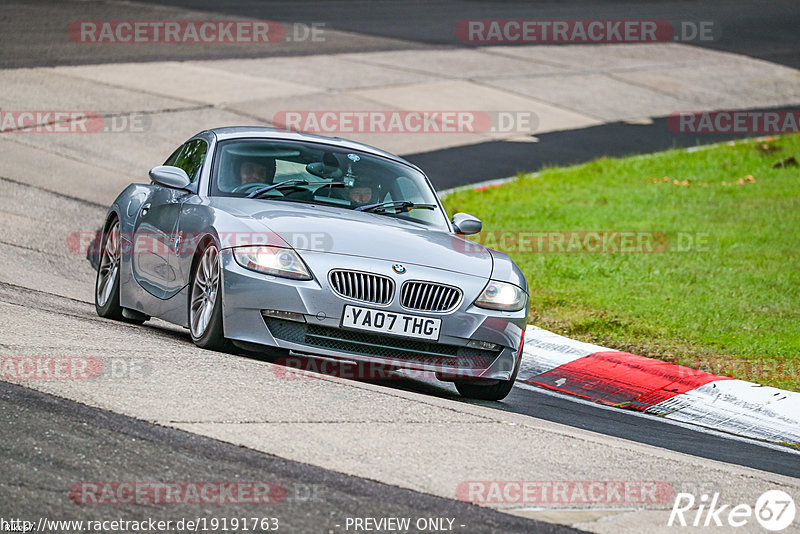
(451, 213, 482, 235)
(149, 165, 191, 190)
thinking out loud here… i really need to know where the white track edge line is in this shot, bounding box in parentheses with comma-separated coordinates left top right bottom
(513, 382, 800, 456)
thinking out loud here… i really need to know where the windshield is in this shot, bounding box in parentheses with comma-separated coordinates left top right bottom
(210, 138, 448, 229)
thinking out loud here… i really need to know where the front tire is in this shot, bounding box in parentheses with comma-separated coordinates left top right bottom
(189, 241, 231, 351)
(454, 354, 520, 401)
(95, 219, 146, 325)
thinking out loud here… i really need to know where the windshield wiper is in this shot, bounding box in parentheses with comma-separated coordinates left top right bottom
(355, 201, 436, 213)
(247, 180, 309, 198)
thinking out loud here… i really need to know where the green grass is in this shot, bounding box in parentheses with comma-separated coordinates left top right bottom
(442, 135, 800, 391)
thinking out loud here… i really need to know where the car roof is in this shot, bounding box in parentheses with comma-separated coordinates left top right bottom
(198, 126, 421, 172)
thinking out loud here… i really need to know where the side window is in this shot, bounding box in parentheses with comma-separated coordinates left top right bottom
(165, 139, 207, 183)
(163, 145, 182, 166)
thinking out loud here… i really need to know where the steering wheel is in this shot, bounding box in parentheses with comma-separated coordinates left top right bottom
(231, 182, 270, 195)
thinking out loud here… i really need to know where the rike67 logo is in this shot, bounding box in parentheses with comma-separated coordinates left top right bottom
(669, 490, 796, 531)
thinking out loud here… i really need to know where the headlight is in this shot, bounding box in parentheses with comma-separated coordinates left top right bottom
(232, 246, 312, 280)
(474, 280, 527, 311)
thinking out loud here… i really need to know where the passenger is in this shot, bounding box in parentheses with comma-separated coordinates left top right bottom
(347, 178, 378, 206)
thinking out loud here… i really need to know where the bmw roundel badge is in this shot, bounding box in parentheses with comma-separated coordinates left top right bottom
(392, 264, 406, 274)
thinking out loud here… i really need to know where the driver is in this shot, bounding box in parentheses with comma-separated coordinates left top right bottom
(240, 161, 267, 184)
(235, 157, 276, 187)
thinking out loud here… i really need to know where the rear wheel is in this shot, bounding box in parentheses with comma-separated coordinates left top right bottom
(454, 354, 520, 401)
(95, 219, 146, 325)
(189, 242, 231, 351)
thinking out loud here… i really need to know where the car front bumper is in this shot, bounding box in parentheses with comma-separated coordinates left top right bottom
(219, 249, 527, 381)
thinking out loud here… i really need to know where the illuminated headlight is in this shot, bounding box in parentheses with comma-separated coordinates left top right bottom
(474, 280, 527, 311)
(233, 246, 312, 280)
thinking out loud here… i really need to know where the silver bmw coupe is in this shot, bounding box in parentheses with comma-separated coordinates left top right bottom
(95, 127, 528, 400)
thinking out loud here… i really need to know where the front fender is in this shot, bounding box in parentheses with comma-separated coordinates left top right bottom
(87, 184, 152, 270)
(488, 249, 528, 293)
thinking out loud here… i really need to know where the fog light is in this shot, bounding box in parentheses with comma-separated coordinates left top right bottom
(261, 309, 306, 323)
(467, 339, 501, 351)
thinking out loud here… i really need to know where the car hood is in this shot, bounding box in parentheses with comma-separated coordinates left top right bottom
(211, 198, 493, 277)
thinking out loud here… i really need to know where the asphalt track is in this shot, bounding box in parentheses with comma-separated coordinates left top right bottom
(3, 0, 800, 185)
(0, 380, 574, 533)
(406, 114, 781, 189)
(354, 374, 800, 479)
(5, 1, 799, 68)
(2, 1, 800, 532)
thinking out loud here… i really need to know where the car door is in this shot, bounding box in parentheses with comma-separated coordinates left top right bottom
(132, 139, 207, 299)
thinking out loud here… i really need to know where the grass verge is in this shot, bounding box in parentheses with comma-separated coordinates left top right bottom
(442, 135, 800, 391)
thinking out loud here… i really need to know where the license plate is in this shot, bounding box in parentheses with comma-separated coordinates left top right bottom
(341, 305, 441, 341)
